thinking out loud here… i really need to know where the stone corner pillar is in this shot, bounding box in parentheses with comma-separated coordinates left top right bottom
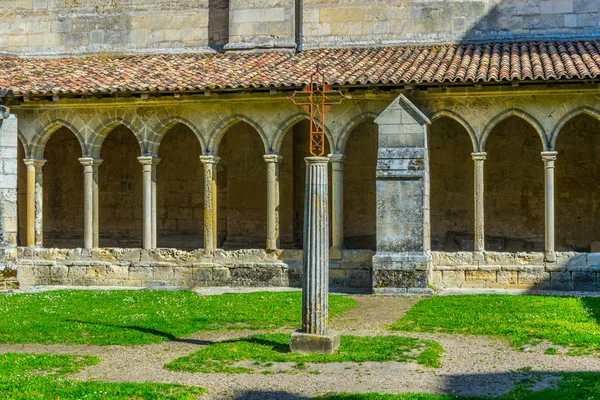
(0, 114, 18, 248)
(328, 153, 346, 260)
(200, 155, 220, 252)
(472, 152, 487, 254)
(372, 94, 434, 295)
(290, 156, 340, 354)
(264, 153, 282, 252)
(138, 156, 159, 250)
(542, 151, 558, 263)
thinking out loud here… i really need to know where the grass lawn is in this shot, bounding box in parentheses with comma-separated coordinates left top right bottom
(0, 290, 356, 345)
(319, 372, 600, 399)
(0, 353, 205, 399)
(165, 333, 443, 373)
(391, 294, 600, 355)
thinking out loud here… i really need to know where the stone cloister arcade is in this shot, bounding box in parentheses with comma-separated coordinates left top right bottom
(7, 87, 600, 291)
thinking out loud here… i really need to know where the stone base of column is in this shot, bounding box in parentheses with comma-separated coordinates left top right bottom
(329, 246, 342, 260)
(290, 330, 340, 354)
(544, 251, 556, 263)
(372, 252, 434, 295)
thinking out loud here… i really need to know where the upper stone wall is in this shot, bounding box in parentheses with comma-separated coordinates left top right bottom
(0, 0, 212, 55)
(303, 0, 600, 47)
(2, 0, 600, 56)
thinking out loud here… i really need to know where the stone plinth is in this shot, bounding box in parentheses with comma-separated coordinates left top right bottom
(290, 330, 340, 354)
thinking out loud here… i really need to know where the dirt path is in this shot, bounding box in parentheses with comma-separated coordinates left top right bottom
(1, 295, 599, 399)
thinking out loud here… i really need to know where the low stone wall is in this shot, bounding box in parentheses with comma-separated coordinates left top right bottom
(430, 252, 600, 291)
(16, 247, 373, 290)
(0, 248, 17, 289)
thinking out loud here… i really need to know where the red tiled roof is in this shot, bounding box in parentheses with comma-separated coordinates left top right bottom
(2, 40, 600, 96)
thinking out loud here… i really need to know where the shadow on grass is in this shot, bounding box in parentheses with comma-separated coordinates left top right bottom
(581, 297, 600, 327)
(221, 336, 291, 353)
(232, 392, 310, 400)
(64, 320, 214, 345)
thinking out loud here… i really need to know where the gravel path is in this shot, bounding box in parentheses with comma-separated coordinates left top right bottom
(1, 294, 599, 399)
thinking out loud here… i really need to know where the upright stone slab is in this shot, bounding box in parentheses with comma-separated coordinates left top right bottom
(372, 95, 433, 295)
(290, 156, 340, 354)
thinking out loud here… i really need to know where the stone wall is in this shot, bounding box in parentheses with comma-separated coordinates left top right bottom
(16, 247, 372, 290)
(0, 113, 18, 248)
(431, 251, 600, 291)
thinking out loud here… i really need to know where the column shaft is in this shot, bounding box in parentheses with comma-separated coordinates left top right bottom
(542, 151, 557, 261)
(472, 152, 486, 252)
(264, 154, 282, 251)
(151, 158, 160, 248)
(329, 154, 345, 258)
(201, 156, 220, 252)
(79, 158, 94, 249)
(138, 156, 154, 249)
(33, 160, 46, 247)
(92, 159, 103, 248)
(302, 157, 330, 335)
(24, 160, 36, 247)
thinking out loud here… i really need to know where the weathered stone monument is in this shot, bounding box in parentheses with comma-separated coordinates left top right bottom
(288, 67, 349, 353)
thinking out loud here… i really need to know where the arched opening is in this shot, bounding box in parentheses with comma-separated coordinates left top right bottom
(429, 117, 474, 251)
(99, 125, 142, 248)
(17, 138, 27, 246)
(485, 116, 544, 252)
(279, 120, 332, 249)
(157, 124, 204, 250)
(218, 121, 267, 249)
(555, 114, 600, 252)
(43, 127, 84, 248)
(343, 119, 377, 250)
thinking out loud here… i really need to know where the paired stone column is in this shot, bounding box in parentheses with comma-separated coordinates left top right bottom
(329, 153, 345, 259)
(79, 158, 95, 249)
(200, 155, 220, 252)
(151, 157, 160, 248)
(92, 159, 103, 248)
(290, 157, 339, 354)
(542, 151, 558, 262)
(472, 152, 486, 253)
(138, 156, 159, 250)
(264, 154, 282, 252)
(24, 159, 45, 247)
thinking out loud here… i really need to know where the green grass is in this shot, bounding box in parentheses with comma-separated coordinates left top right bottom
(0, 353, 206, 399)
(165, 333, 443, 373)
(0, 290, 356, 345)
(391, 295, 600, 355)
(318, 372, 600, 399)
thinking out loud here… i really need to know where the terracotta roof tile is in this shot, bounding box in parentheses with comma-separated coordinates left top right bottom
(1, 40, 600, 96)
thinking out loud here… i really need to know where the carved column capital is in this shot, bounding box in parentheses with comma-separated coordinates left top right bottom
(263, 154, 283, 163)
(471, 152, 487, 161)
(541, 151, 558, 163)
(200, 155, 221, 165)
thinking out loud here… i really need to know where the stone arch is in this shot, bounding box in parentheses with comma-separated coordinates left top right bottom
(337, 112, 379, 153)
(208, 115, 269, 155)
(550, 106, 600, 150)
(148, 116, 207, 156)
(17, 130, 30, 158)
(430, 110, 479, 152)
(30, 119, 86, 159)
(89, 118, 145, 158)
(481, 108, 548, 151)
(269, 113, 334, 155)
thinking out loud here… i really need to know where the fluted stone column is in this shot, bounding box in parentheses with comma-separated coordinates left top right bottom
(92, 159, 103, 248)
(23, 159, 37, 247)
(290, 157, 340, 354)
(542, 151, 558, 262)
(472, 152, 486, 253)
(329, 153, 345, 259)
(200, 155, 220, 252)
(79, 157, 94, 249)
(138, 156, 156, 249)
(264, 154, 282, 251)
(151, 157, 160, 248)
(33, 160, 46, 247)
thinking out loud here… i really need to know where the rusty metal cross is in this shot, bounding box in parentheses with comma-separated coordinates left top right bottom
(287, 65, 351, 156)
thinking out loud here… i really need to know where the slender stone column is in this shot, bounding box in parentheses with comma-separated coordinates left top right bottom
(92, 159, 103, 248)
(79, 157, 94, 249)
(200, 155, 220, 252)
(472, 152, 486, 253)
(329, 154, 345, 259)
(33, 160, 46, 247)
(138, 156, 155, 249)
(23, 159, 37, 247)
(290, 157, 340, 354)
(151, 157, 161, 248)
(542, 151, 558, 262)
(264, 154, 282, 251)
